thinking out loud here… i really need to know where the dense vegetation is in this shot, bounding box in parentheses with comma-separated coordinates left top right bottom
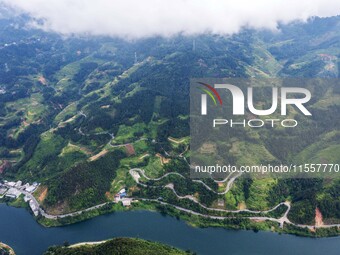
(0, 248, 10, 255)
(45, 150, 125, 211)
(0, 9, 339, 231)
(44, 238, 193, 255)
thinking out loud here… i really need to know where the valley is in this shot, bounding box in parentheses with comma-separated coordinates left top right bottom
(0, 12, 340, 239)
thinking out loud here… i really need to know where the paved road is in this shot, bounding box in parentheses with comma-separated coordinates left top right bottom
(109, 138, 147, 148)
(3, 169, 340, 230)
(164, 181, 289, 215)
(130, 168, 242, 195)
(138, 198, 291, 228)
(3, 183, 110, 219)
(128, 169, 340, 229)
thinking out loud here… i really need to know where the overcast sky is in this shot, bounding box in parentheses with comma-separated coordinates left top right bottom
(2, 0, 340, 38)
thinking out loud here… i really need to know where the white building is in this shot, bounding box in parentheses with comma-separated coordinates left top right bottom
(6, 181, 16, 187)
(25, 185, 37, 193)
(15, 181, 22, 187)
(5, 188, 21, 199)
(122, 198, 132, 207)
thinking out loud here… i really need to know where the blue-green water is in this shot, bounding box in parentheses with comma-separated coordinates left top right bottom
(0, 204, 339, 255)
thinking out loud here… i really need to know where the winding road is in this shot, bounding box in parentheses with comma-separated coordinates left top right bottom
(128, 168, 340, 230)
(3, 167, 340, 231)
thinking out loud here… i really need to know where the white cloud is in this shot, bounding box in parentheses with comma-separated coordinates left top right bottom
(2, 0, 340, 38)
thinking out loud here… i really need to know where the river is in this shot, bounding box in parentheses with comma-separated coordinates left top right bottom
(0, 204, 339, 255)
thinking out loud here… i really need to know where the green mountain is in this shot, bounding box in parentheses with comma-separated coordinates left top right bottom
(0, 12, 339, 234)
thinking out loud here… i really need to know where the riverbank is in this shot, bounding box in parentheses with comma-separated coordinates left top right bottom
(25, 200, 340, 238)
(1, 168, 340, 238)
(1, 195, 340, 238)
(1, 204, 340, 255)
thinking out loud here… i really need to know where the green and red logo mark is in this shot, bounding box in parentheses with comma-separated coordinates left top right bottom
(197, 82, 223, 106)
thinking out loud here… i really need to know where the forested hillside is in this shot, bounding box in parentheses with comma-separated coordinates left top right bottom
(0, 10, 339, 228)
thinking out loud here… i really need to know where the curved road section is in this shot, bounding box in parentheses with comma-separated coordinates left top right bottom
(3, 169, 340, 231)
